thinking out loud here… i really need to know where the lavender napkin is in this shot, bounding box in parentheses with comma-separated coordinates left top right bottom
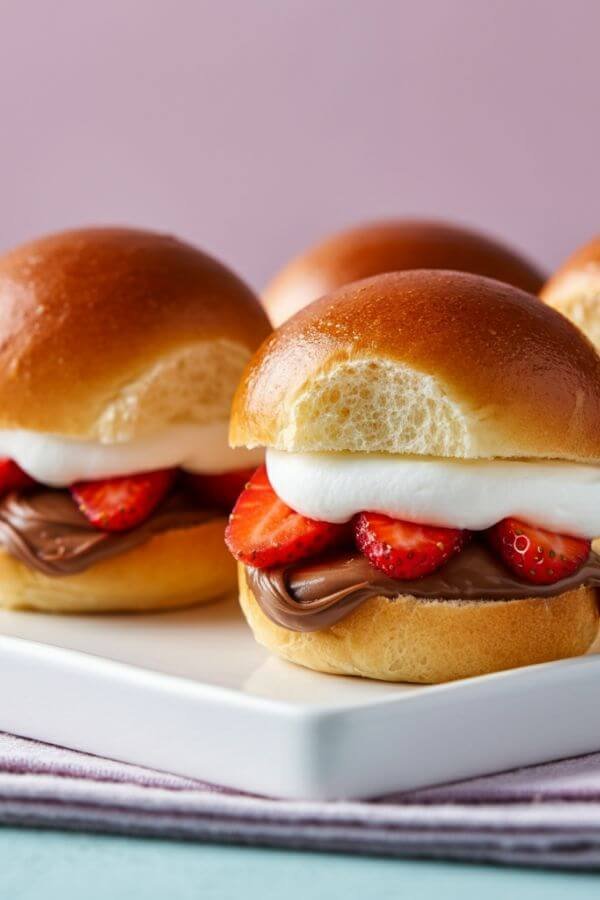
(1, 732, 600, 868)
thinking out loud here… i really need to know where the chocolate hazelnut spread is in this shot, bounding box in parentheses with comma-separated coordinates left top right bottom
(0, 488, 213, 575)
(246, 542, 600, 632)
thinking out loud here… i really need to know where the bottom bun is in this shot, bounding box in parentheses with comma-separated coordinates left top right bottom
(239, 566, 599, 683)
(0, 519, 235, 613)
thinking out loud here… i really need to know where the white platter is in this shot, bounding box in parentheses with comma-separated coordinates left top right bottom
(0, 594, 599, 800)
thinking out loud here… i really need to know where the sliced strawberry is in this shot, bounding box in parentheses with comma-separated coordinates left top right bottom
(0, 458, 35, 494)
(487, 517, 590, 585)
(354, 512, 469, 580)
(71, 469, 176, 532)
(225, 466, 347, 568)
(188, 467, 257, 512)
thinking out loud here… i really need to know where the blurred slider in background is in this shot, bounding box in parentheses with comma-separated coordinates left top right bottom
(263, 219, 546, 325)
(541, 236, 600, 352)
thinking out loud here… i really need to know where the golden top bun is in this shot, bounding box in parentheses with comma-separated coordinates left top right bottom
(0, 227, 270, 441)
(239, 567, 598, 683)
(231, 270, 600, 462)
(541, 236, 600, 351)
(264, 219, 545, 325)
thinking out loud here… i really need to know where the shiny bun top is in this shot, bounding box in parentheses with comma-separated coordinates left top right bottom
(232, 270, 600, 463)
(0, 227, 270, 441)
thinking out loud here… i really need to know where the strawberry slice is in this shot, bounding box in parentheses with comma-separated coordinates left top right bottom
(354, 512, 469, 580)
(487, 517, 590, 585)
(225, 466, 347, 568)
(0, 459, 35, 494)
(71, 469, 176, 532)
(188, 467, 257, 512)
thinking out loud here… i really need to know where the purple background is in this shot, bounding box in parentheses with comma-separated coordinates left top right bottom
(1, 0, 598, 290)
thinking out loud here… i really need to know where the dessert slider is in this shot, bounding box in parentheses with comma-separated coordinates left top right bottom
(541, 236, 600, 351)
(264, 219, 545, 325)
(226, 270, 600, 683)
(0, 227, 269, 612)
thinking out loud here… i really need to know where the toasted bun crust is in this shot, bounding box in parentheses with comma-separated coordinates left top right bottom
(264, 220, 545, 325)
(0, 227, 270, 441)
(541, 237, 600, 350)
(232, 270, 600, 462)
(239, 567, 598, 683)
(0, 519, 235, 612)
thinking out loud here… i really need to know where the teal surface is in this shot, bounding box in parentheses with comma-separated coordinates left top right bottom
(0, 828, 598, 899)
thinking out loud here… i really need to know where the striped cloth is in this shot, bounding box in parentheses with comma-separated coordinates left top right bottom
(1, 732, 600, 868)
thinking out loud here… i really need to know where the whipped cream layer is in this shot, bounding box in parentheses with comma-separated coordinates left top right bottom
(266, 450, 600, 538)
(0, 423, 263, 487)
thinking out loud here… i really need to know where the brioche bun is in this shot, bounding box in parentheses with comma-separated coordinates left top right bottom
(0, 227, 270, 613)
(0, 518, 235, 613)
(541, 237, 600, 350)
(264, 220, 545, 325)
(239, 566, 598, 683)
(0, 227, 270, 442)
(237, 269, 600, 681)
(232, 270, 600, 463)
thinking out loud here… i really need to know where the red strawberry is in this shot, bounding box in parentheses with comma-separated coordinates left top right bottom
(188, 467, 257, 511)
(225, 465, 347, 568)
(354, 512, 469, 580)
(71, 469, 176, 532)
(487, 517, 590, 585)
(0, 459, 35, 494)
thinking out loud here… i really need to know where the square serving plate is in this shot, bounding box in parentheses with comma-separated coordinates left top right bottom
(0, 594, 599, 800)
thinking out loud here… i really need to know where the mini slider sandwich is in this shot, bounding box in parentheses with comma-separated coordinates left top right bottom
(227, 270, 600, 682)
(264, 219, 545, 325)
(541, 236, 600, 351)
(0, 227, 269, 612)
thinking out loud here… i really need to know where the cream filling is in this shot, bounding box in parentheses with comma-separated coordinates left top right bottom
(266, 449, 600, 538)
(0, 423, 262, 486)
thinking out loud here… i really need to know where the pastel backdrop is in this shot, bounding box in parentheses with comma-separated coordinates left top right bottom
(0, 0, 598, 289)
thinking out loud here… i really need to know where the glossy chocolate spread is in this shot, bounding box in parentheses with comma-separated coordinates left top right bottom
(246, 542, 600, 632)
(0, 488, 213, 576)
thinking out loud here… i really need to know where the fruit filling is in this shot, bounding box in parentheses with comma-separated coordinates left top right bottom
(354, 512, 469, 580)
(487, 517, 590, 585)
(0, 457, 252, 532)
(226, 467, 592, 587)
(0, 459, 35, 493)
(225, 466, 347, 567)
(71, 470, 176, 532)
